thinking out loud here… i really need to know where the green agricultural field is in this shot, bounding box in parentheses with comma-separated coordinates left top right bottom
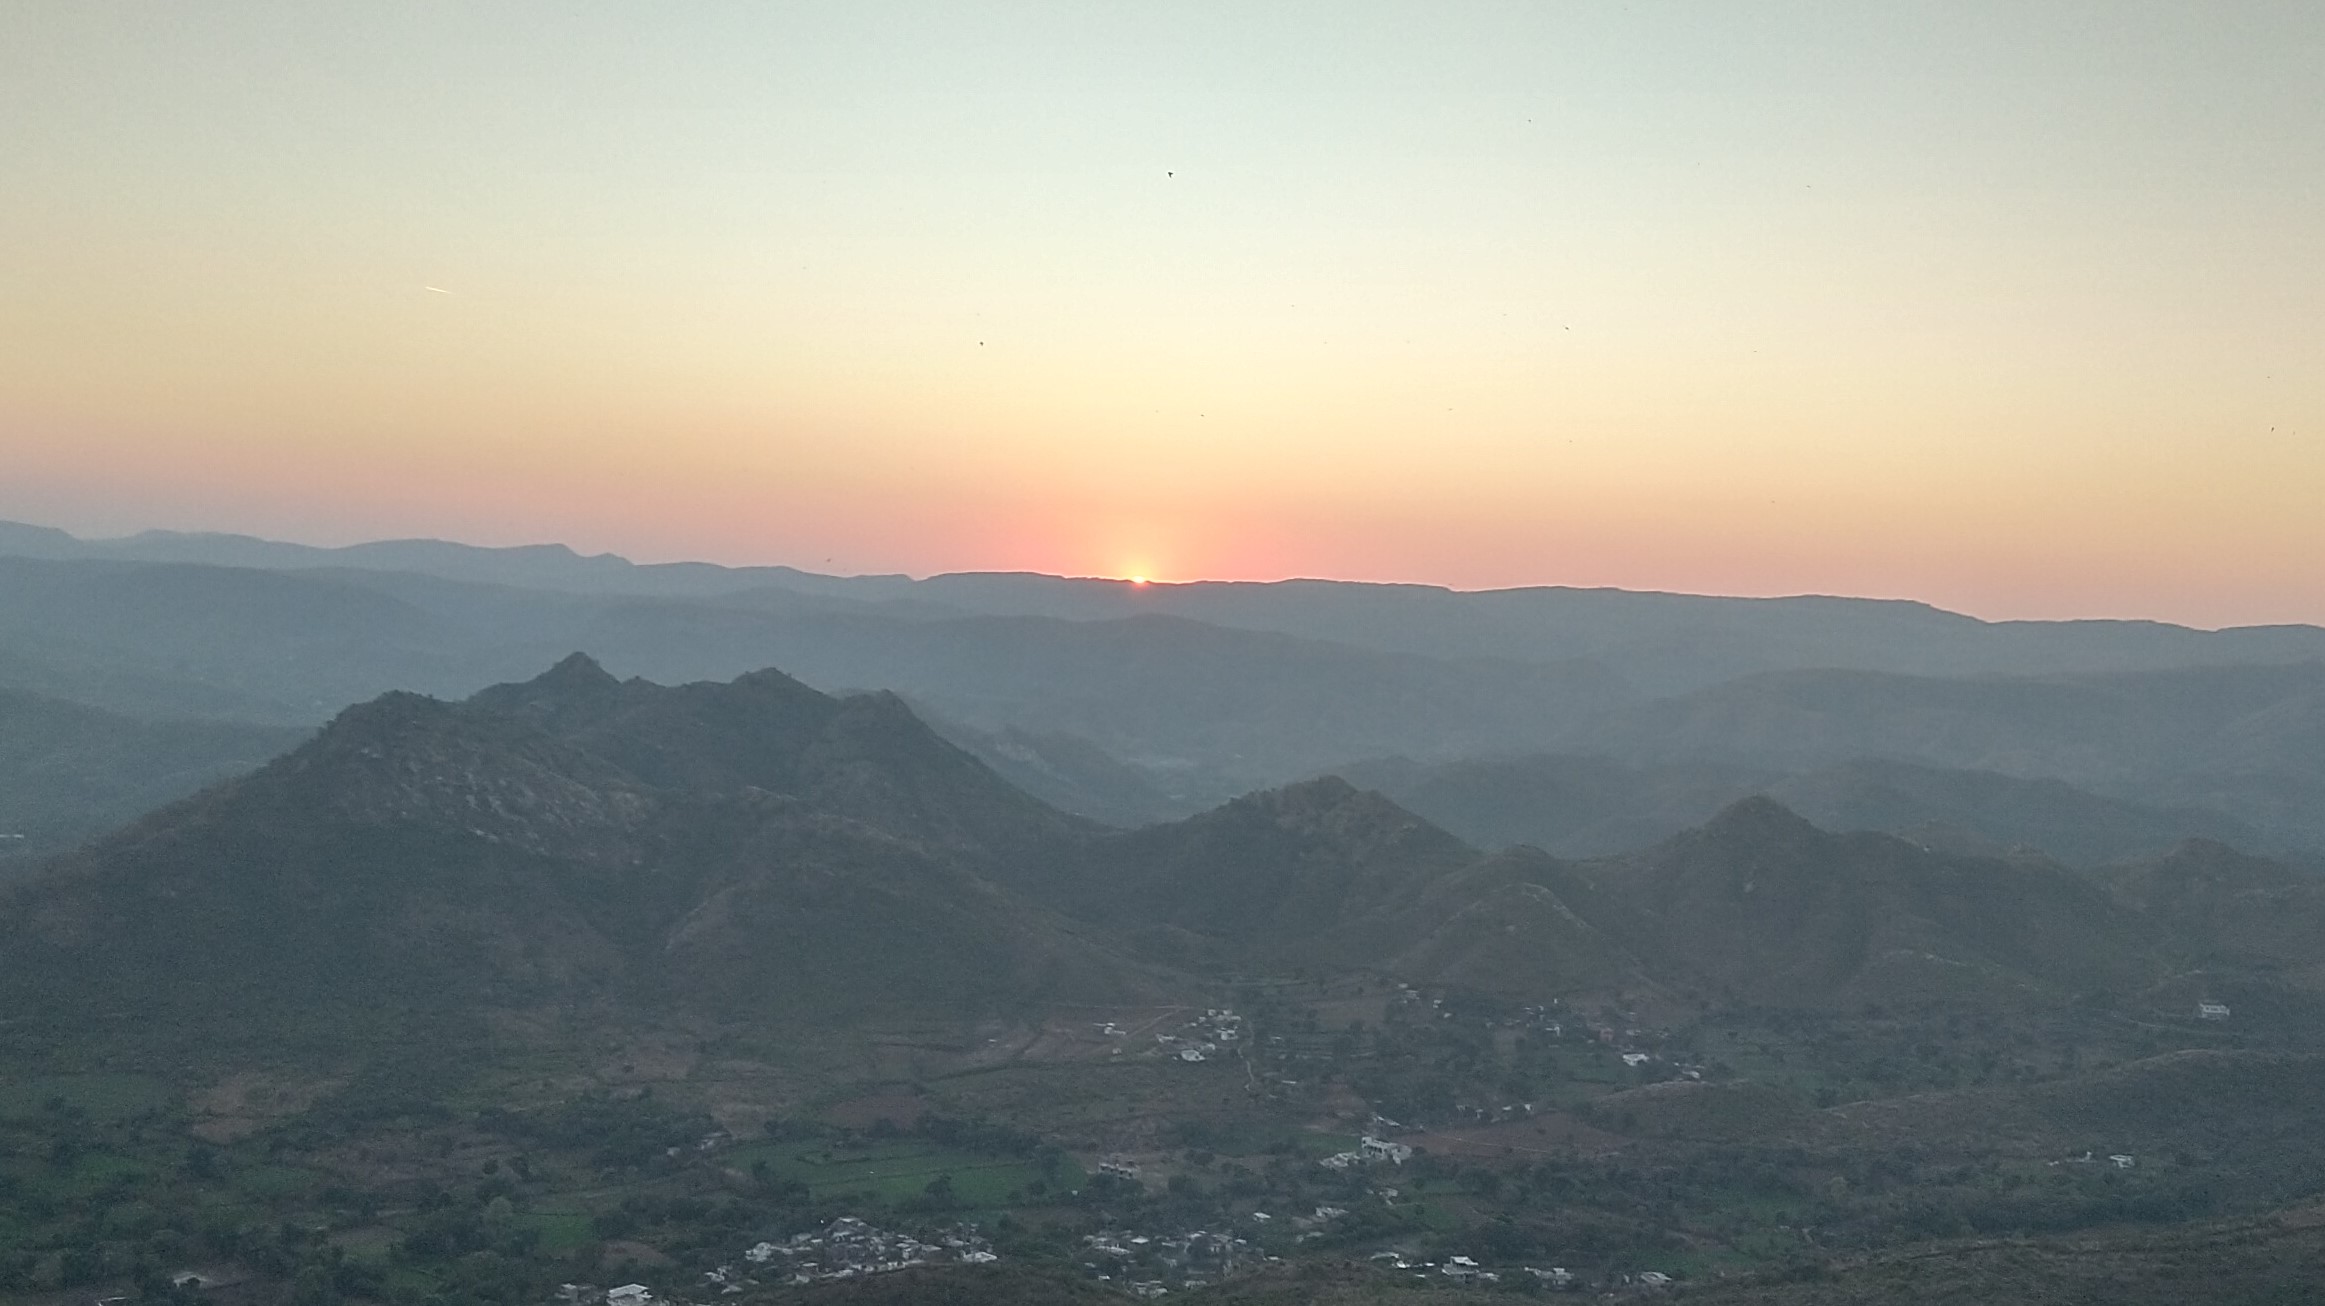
(1293, 1131, 1362, 1157)
(230, 1161, 322, 1201)
(0, 1072, 172, 1120)
(526, 1208, 598, 1253)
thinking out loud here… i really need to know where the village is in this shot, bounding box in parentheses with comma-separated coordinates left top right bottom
(28, 976, 2262, 1306)
(1101, 1007, 1248, 1066)
(554, 1217, 998, 1306)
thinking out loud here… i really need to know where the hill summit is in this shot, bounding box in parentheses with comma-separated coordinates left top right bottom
(0, 657, 1137, 1033)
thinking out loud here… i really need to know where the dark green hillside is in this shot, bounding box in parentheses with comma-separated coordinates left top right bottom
(1371, 845, 1653, 997)
(650, 798, 1152, 1018)
(1683, 1202, 2325, 1306)
(1057, 776, 1479, 959)
(1566, 798, 2164, 1007)
(0, 687, 305, 861)
(1767, 757, 2262, 865)
(2096, 839, 2325, 974)
(1809, 1050, 2325, 1207)
(0, 657, 1153, 1040)
(1581, 661, 2325, 852)
(475, 654, 1092, 860)
(1337, 750, 2260, 867)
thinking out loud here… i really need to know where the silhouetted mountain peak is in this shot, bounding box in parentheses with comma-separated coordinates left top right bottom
(1699, 794, 1825, 846)
(829, 687, 925, 732)
(1206, 776, 1465, 858)
(1, 659, 1148, 1025)
(1068, 776, 1478, 950)
(2163, 836, 2263, 863)
(1245, 773, 1358, 811)
(2131, 838, 2305, 897)
(267, 686, 647, 855)
(729, 664, 827, 699)
(466, 651, 629, 723)
(541, 650, 617, 688)
(312, 689, 459, 745)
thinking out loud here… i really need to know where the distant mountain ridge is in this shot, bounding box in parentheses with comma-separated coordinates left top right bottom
(6, 518, 2325, 883)
(1338, 751, 2268, 866)
(1580, 663, 2325, 850)
(11, 519, 2325, 694)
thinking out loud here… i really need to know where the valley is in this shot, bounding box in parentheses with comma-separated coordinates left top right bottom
(4, 628, 2324, 1305)
(6, 527, 2325, 1305)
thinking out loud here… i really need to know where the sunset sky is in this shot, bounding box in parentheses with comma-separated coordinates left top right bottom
(3, 3, 2320, 626)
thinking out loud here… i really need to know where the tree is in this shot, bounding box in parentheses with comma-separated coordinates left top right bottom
(292, 1262, 339, 1306)
(182, 1145, 221, 1181)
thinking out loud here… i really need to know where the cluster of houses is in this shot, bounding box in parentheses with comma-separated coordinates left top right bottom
(556, 1284, 653, 1306)
(722, 1217, 996, 1289)
(1155, 1008, 1246, 1064)
(1319, 1134, 1413, 1170)
(2055, 1147, 2139, 1171)
(1362, 1255, 1669, 1293)
(556, 1220, 999, 1304)
(1083, 1226, 1259, 1292)
(1387, 992, 1701, 1100)
(2052, 1150, 2137, 1170)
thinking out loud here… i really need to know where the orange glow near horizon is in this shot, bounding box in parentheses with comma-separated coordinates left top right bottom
(2, 6, 2321, 628)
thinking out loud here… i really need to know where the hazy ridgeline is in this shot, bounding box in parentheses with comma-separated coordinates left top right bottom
(4, 520, 2324, 862)
(7, 523, 2325, 1306)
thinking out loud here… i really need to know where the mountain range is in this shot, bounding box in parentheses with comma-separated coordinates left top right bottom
(1338, 752, 2268, 866)
(3, 518, 2323, 872)
(9, 656, 2323, 1047)
(0, 688, 305, 866)
(2, 657, 1147, 1033)
(12, 519, 2325, 692)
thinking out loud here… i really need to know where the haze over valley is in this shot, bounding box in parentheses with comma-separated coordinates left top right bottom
(6, 520, 2325, 1304)
(8, 521, 2325, 867)
(6, 4, 2323, 1303)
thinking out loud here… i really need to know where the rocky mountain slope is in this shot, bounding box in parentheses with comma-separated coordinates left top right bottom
(1553, 799, 2167, 1008)
(0, 658, 1147, 1035)
(8, 654, 2320, 1044)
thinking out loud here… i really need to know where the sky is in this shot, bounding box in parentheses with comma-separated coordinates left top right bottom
(3, 3, 2321, 627)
